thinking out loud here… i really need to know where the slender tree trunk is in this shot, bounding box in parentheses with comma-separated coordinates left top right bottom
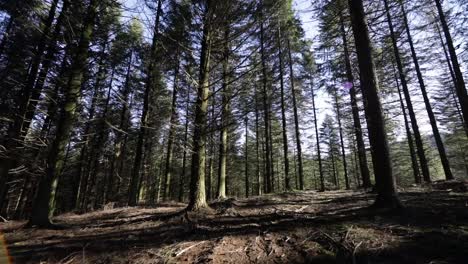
(434, 0, 468, 130)
(331, 150, 338, 187)
(28, 0, 98, 227)
(187, 0, 213, 211)
(348, 0, 401, 208)
(245, 116, 249, 197)
(178, 86, 190, 202)
(339, 7, 371, 188)
(334, 88, 350, 189)
(109, 53, 133, 202)
(277, 25, 290, 190)
(398, 0, 453, 180)
(207, 84, 215, 201)
(163, 55, 180, 201)
(287, 38, 304, 190)
(394, 65, 421, 184)
(268, 111, 275, 192)
(383, 0, 430, 183)
(217, 26, 230, 199)
(128, 0, 162, 206)
(255, 83, 262, 196)
(259, 7, 272, 193)
(435, 22, 468, 138)
(311, 82, 324, 191)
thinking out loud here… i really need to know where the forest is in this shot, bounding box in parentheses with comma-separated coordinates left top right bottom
(0, 0, 467, 263)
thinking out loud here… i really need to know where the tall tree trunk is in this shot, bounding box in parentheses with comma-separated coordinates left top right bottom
(28, 0, 98, 227)
(217, 26, 230, 199)
(0, 0, 60, 212)
(277, 25, 290, 190)
(331, 150, 338, 187)
(245, 116, 249, 197)
(178, 85, 190, 202)
(109, 53, 133, 202)
(128, 0, 163, 206)
(287, 38, 304, 190)
(383, 0, 430, 183)
(259, 7, 272, 193)
(334, 88, 350, 189)
(394, 65, 421, 184)
(254, 83, 262, 195)
(435, 22, 468, 138)
(339, 6, 371, 188)
(163, 55, 180, 201)
(399, 0, 453, 180)
(311, 81, 324, 191)
(434, 0, 468, 130)
(348, 0, 401, 208)
(187, 0, 213, 211)
(22, 0, 70, 139)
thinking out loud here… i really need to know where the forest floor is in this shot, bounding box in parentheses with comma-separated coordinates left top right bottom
(1, 187, 468, 264)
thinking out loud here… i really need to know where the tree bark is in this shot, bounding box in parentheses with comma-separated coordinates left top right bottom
(187, 0, 213, 211)
(163, 55, 180, 201)
(338, 6, 371, 188)
(348, 0, 401, 208)
(217, 25, 230, 199)
(28, 0, 98, 227)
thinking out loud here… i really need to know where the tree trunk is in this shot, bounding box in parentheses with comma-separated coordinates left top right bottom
(311, 81, 325, 191)
(434, 0, 468, 131)
(217, 25, 230, 199)
(287, 38, 304, 190)
(254, 83, 262, 195)
(128, 0, 162, 206)
(28, 0, 98, 227)
(0, 0, 60, 212)
(245, 116, 249, 197)
(163, 55, 180, 201)
(339, 7, 371, 188)
(435, 22, 468, 138)
(178, 85, 191, 202)
(277, 25, 290, 190)
(348, 0, 401, 208)
(334, 88, 350, 189)
(394, 65, 421, 184)
(399, 1, 453, 180)
(383, 0, 430, 183)
(187, 0, 213, 211)
(259, 7, 272, 193)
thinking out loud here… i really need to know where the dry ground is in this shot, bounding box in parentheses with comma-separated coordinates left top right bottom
(1, 188, 468, 263)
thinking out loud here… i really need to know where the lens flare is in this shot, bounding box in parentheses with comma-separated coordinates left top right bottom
(0, 233, 12, 264)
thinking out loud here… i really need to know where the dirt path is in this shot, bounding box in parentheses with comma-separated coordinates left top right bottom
(1, 189, 468, 263)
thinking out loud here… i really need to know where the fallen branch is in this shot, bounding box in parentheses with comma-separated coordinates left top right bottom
(175, 241, 207, 257)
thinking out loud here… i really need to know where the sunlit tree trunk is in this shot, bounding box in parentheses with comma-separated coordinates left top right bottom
(187, 0, 214, 211)
(28, 0, 99, 227)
